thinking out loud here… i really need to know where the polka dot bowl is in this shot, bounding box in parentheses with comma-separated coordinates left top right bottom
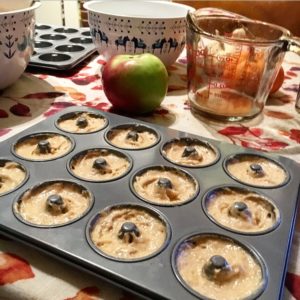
(0, 1, 40, 90)
(84, 0, 194, 67)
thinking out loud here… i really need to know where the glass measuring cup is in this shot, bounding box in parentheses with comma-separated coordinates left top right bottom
(186, 11, 300, 121)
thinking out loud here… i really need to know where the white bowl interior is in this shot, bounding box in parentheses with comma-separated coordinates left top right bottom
(0, 1, 40, 14)
(0, 0, 33, 13)
(85, 0, 193, 18)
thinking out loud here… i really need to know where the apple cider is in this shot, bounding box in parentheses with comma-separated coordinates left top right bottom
(189, 87, 261, 121)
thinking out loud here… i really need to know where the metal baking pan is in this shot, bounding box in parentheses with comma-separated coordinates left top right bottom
(28, 24, 96, 70)
(0, 106, 299, 300)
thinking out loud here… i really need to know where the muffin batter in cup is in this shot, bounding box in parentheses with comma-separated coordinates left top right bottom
(225, 154, 288, 187)
(69, 148, 132, 181)
(0, 160, 27, 195)
(174, 234, 266, 300)
(162, 138, 219, 167)
(14, 133, 73, 161)
(14, 181, 93, 226)
(88, 204, 169, 260)
(57, 111, 107, 133)
(106, 124, 159, 149)
(205, 186, 280, 233)
(132, 166, 198, 205)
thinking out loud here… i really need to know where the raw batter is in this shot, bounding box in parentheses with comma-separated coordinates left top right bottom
(57, 112, 107, 133)
(107, 126, 158, 149)
(176, 235, 264, 300)
(133, 167, 198, 205)
(90, 206, 167, 259)
(226, 155, 287, 187)
(14, 133, 72, 160)
(0, 161, 27, 195)
(70, 149, 131, 181)
(15, 181, 92, 226)
(206, 187, 279, 233)
(162, 138, 217, 167)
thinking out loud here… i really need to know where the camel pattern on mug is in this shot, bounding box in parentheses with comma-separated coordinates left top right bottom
(91, 28, 109, 46)
(152, 38, 167, 54)
(131, 37, 147, 53)
(115, 36, 130, 51)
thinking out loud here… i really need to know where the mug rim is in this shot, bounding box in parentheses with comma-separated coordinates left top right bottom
(0, 1, 41, 15)
(84, 0, 195, 19)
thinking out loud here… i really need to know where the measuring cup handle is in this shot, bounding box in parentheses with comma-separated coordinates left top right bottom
(287, 36, 300, 55)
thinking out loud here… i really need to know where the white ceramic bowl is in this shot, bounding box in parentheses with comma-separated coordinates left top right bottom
(84, 0, 194, 67)
(0, 1, 40, 90)
(0, 0, 33, 12)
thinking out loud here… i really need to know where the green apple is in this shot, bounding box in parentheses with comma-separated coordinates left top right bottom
(101, 53, 168, 114)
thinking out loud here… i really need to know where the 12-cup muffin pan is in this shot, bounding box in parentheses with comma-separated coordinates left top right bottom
(29, 24, 96, 70)
(0, 106, 299, 300)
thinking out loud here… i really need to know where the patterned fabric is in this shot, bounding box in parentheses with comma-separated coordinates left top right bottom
(0, 11, 299, 299)
(0, 52, 299, 159)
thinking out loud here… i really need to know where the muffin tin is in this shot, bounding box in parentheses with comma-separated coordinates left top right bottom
(0, 106, 299, 300)
(29, 24, 96, 70)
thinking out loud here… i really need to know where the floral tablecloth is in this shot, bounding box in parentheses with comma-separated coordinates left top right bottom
(0, 45, 299, 300)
